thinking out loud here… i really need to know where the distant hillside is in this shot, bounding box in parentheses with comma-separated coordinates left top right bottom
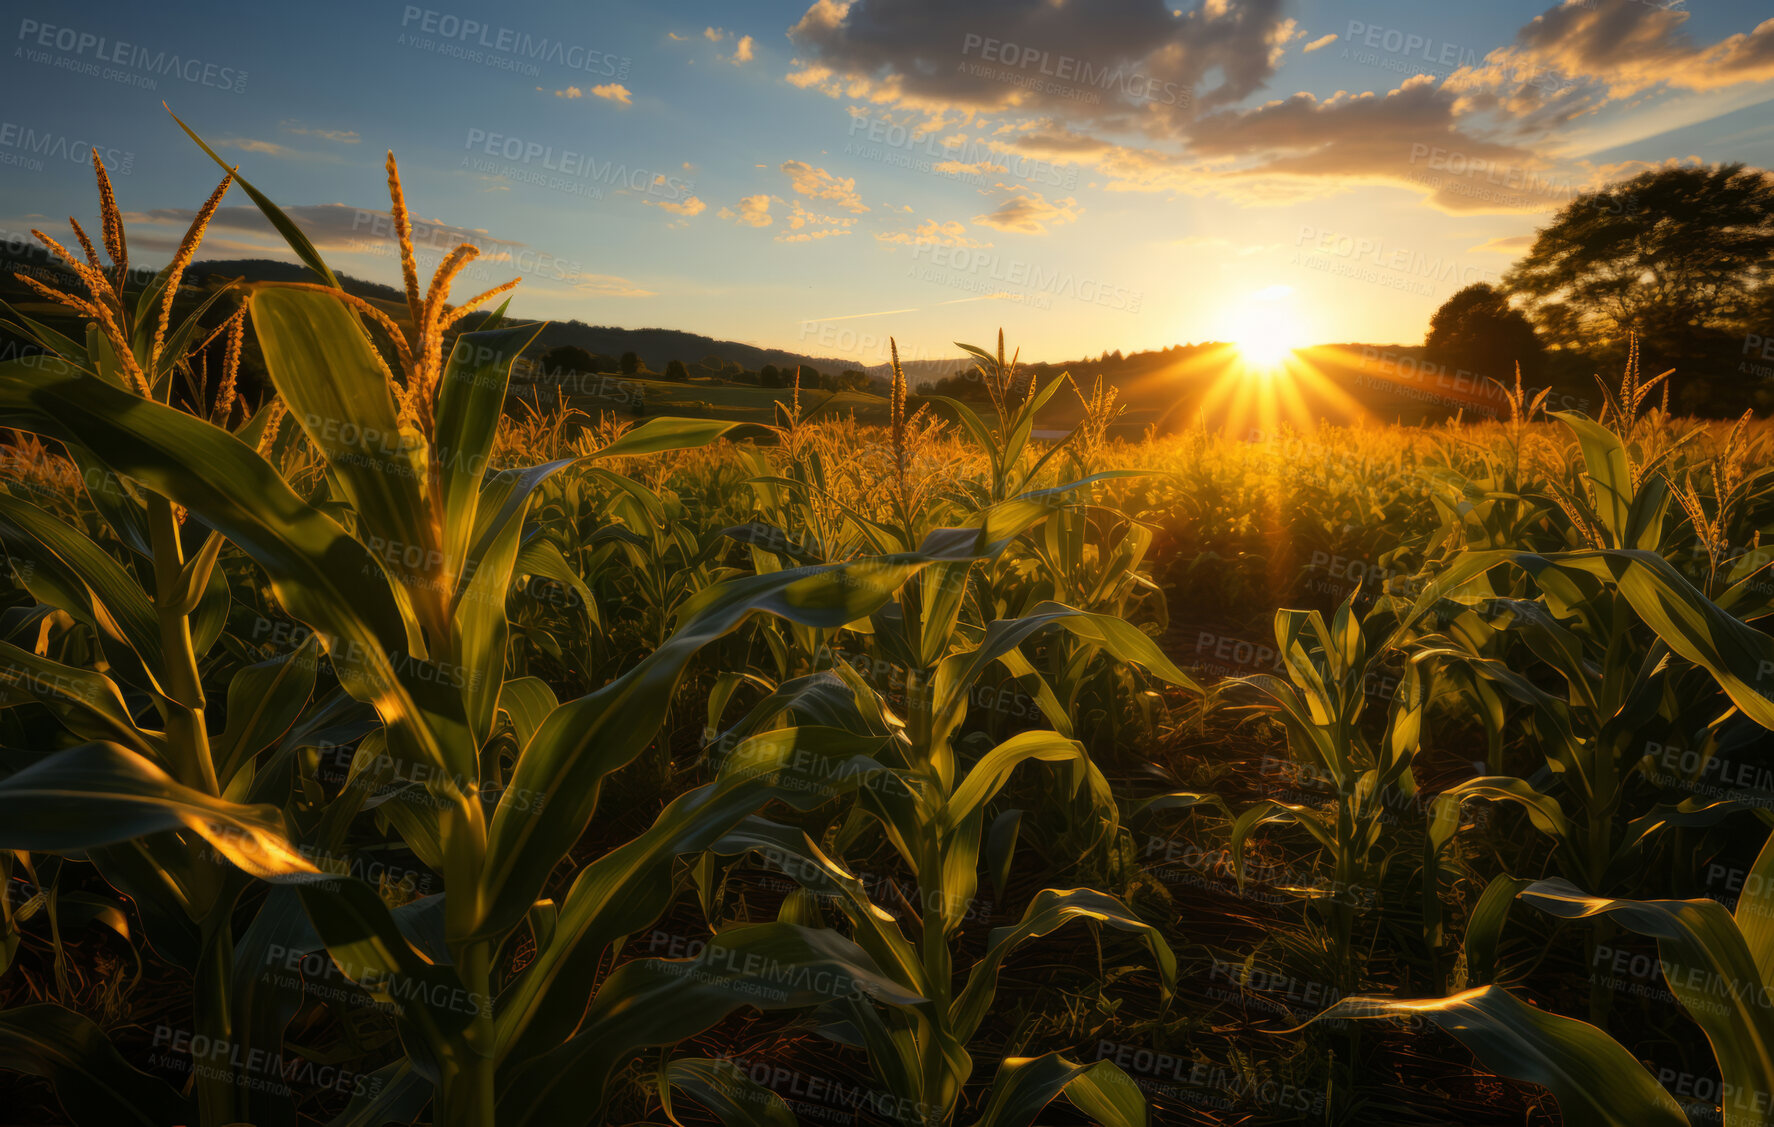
(514, 320, 856, 377)
(188, 261, 871, 376)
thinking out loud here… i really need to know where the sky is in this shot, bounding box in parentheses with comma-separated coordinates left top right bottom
(2, 0, 1772, 366)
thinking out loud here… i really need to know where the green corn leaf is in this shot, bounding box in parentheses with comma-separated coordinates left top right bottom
(294, 876, 480, 1051)
(1433, 777, 1573, 855)
(949, 888, 1175, 1044)
(0, 490, 165, 690)
(969, 1053, 1148, 1127)
(986, 809, 1023, 902)
(0, 741, 317, 880)
(1308, 985, 1688, 1126)
(0, 354, 463, 781)
(659, 1057, 797, 1127)
(1518, 878, 1774, 1127)
(943, 730, 1089, 833)
(0, 1003, 191, 1127)
(496, 726, 904, 1064)
(1463, 875, 1535, 987)
(497, 923, 923, 1125)
(326, 1059, 436, 1127)
(248, 287, 438, 627)
(435, 324, 543, 583)
(213, 633, 320, 786)
(0, 639, 156, 756)
(1737, 828, 1774, 990)
(476, 547, 973, 946)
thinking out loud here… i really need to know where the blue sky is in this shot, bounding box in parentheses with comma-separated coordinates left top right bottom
(3, 0, 1772, 363)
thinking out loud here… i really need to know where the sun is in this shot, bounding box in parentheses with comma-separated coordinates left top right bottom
(1225, 294, 1307, 371)
(1175, 285, 1365, 435)
(1233, 329, 1303, 371)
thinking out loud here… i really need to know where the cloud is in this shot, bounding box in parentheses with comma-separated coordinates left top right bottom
(775, 200, 858, 242)
(218, 139, 289, 156)
(556, 83, 632, 104)
(1469, 233, 1536, 255)
(733, 35, 755, 64)
(1449, 1, 1774, 124)
(571, 274, 656, 297)
(780, 160, 869, 212)
(875, 219, 991, 247)
(933, 158, 1007, 176)
(719, 194, 776, 227)
(649, 195, 707, 218)
(652, 196, 706, 228)
(787, 0, 1296, 131)
(1302, 33, 1337, 53)
(279, 121, 361, 144)
(118, 204, 526, 265)
(1177, 76, 1577, 213)
(972, 186, 1080, 234)
(777, 227, 852, 243)
(704, 26, 726, 41)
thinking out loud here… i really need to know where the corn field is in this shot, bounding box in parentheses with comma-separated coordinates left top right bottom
(4, 135, 1774, 1127)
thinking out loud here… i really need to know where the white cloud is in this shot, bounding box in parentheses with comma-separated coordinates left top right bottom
(719, 194, 775, 227)
(780, 160, 869, 212)
(972, 187, 1080, 234)
(279, 121, 361, 144)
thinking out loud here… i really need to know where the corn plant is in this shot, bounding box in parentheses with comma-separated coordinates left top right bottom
(0, 127, 1009, 1127)
(0, 149, 319, 1126)
(1222, 593, 1427, 992)
(670, 350, 1204, 1123)
(695, 601, 1194, 1125)
(1415, 393, 1774, 1019)
(1313, 822, 1774, 1127)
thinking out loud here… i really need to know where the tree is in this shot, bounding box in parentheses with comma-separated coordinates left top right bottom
(759, 363, 781, 387)
(1425, 283, 1544, 384)
(620, 350, 640, 375)
(540, 344, 596, 379)
(1503, 164, 1774, 405)
(664, 359, 688, 381)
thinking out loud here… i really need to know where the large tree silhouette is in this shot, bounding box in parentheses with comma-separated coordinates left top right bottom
(1425, 283, 1544, 384)
(1503, 164, 1774, 408)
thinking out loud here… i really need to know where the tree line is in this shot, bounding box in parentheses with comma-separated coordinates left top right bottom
(531, 345, 873, 392)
